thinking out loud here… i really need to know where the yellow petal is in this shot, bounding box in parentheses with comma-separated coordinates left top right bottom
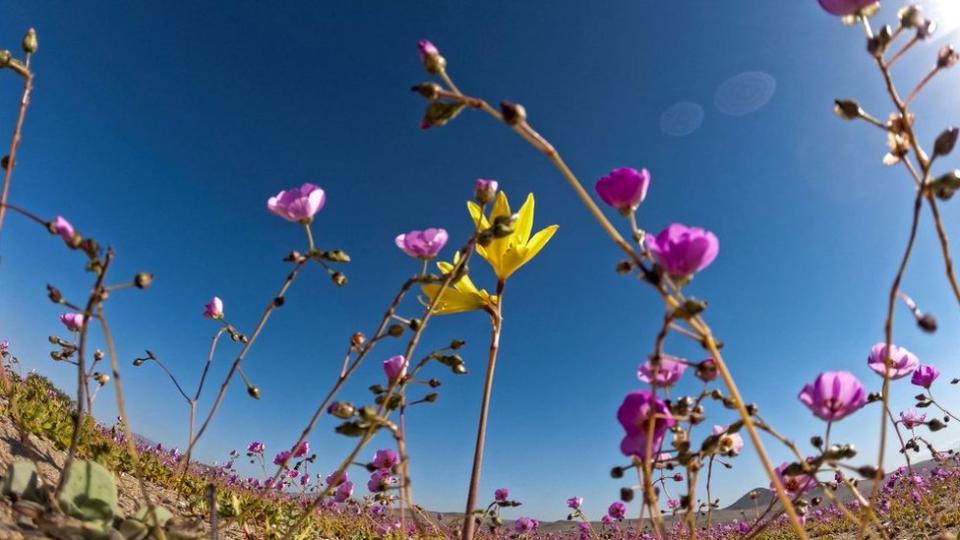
(514, 193, 535, 245)
(420, 285, 487, 315)
(467, 201, 489, 229)
(490, 191, 511, 220)
(524, 225, 559, 263)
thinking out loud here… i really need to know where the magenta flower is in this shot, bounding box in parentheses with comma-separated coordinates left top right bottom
(867, 342, 919, 380)
(333, 480, 354, 502)
(272, 450, 292, 466)
(417, 40, 441, 72)
(646, 223, 719, 278)
(293, 441, 309, 458)
(910, 364, 940, 389)
(566, 496, 583, 510)
(695, 358, 718, 382)
(203, 296, 224, 320)
(474, 179, 498, 204)
(246, 441, 264, 454)
(607, 501, 627, 520)
(617, 390, 676, 459)
(817, 0, 876, 16)
(712, 424, 745, 456)
(637, 355, 687, 387)
(383, 355, 408, 381)
(667, 498, 681, 510)
(51, 216, 75, 244)
(267, 183, 326, 223)
(367, 469, 394, 492)
(900, 409, 926, 429)
(773, 461, 816, 496)
(595, 167, 651, 214)
(372, 448, 399, 470)
(0, 340, 8, 353)
(395, 228, 448, 259)
(514, 517, 539, 533)
(797, 371, 867, 422)
(494, 488, 510, 502)
(326, 471, 348, 487)
(59, 313, 85, 332)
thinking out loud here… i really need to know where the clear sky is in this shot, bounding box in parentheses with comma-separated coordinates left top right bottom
(1, 0, 960, 523)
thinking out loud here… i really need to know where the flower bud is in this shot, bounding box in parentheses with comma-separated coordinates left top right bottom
(450, 339, 465, 350)
(21, 29, 37, 55)
(695, 358, 718, 383)
(132, 357, 145, 367)
(417, 40, 445, 74)
(474, 179, 498, 204)
(328, 401, 356, 419)
(94, 350, 104, 361)
(610, 466, 624, 479)
(833, 99, 863, 120)
(247, 385, 261, 400)
(93, 372, 110, 386)
(134, 272, 154, 289)
(934, 127, 959, 157)
(351, 332, 366, 348)
(856, 464, 879, 478)
(387, 324, 405, 337)
(500, 100, 526, 126)
(424, 393, 438, 403)
(428, 378, 441, 388)
(491, 214, 517, 238)
(619, 487, 634, 502)
(0, 50, 10, 68)
(615, 260, 633, 275)
(938, 45, 959, 69)
(917, 313, 937, 333)
(331, 272, 348, 287)
(0, 155, 9, 170)
(47, 284, 63, 304)
(408, 318, 422, 331)
(412, 81, 442, 100)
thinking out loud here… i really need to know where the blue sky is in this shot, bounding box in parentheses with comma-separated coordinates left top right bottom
(2, 0, 960, 522)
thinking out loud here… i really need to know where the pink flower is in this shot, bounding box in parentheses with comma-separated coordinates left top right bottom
(617, 390, 676, 459)
(637, 355, 687, 387)
(395, 228, 448, 259)
(383, 355, 408, 382)
(900, 409, 926, 429)
(272, 450, 292, 466)
(653, 452, 673, 469)
(372, 448, 399, 470)
(646, 223, 719, 278)
(51, 216, 75, 244)
(798, 371, 867, 421)
(566, 496, 583, 509)
(333, 480, 354, 502)
(474, 179, 498, 204)
(203, 296, 224, 319)
(494, 488, 510, 502)
(867, 342, 919, 380)
(595, 167, 651, 214)
(293, 441, 309, 458)
(246, 441, 264, 454)
(417, 40, 443, 73)
(514, 517, 539, 533)
(607, 501, 627, 520)
(267, 183, 326, 223)
(910, 364, 940, 389)
(326, 471, 348, 487)
(712, 424, 744, 456)
(667, 498, 680, 510)
(367, 469, 394, 492)
(773, 461, 816, 496)
(817, 0, 876, 16)
(59, 313, 84, 332)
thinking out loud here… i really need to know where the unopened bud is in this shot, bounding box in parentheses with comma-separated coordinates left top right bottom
(833, 99, 863, 120)
(856, 465, 879, 478)
(0, 156, 9, 170)
(450, 339, 465, 350)
(132, 358, 145, 367)
(21, 29, 37, 55)
(328, 401, 356, 419)
(134, 272, 154, 289)
(351, 332, 366, 348)
(93, 372, 110, 386)
(0, 50, 11, 68)
(424, 393, 438, 403)
(695, 358, 718, 382)
(934, 127, 960, 157)
(247, 385, 261, 400)
(474, 178, 498, 205)
(917, 313, 938, 333)
(387, 324, 405, 337)
(610, 466, 624, 479)
(331, 272, 347, 287)
(938, 45, 959, 69)
(616, 260, 633, 275)
(417, 40, 445, 74)
(898, 5, 924, 29)
(412, 81, 442, 100)
(452, 363, 467, 375)
(94, 350, 104, 361)
(408, 318, 422, 331)
(47, 284, 63, 304)
(428, 378, 441, 388)
(491, 214, 516, 238)
(500, 100, 526, 126)
(619, 487, 634, 502)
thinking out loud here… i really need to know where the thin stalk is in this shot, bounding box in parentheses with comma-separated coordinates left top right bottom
(925, 194, 960, 307)
(0, 64, 33, 236)
(460, 279, 504, 540)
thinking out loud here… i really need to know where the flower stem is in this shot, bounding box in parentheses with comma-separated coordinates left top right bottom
(460, 279, 505, 540)
(0, 64, 33, 238)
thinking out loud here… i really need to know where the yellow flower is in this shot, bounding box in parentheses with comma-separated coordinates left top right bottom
(467, 191, 558, 281)
(421, 252, 498, 315)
